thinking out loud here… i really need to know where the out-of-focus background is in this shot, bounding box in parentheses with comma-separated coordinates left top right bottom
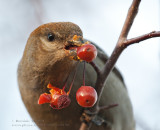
(0, 0, 159, 130)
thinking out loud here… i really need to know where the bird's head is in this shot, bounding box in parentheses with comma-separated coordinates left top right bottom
(21, 22, 84, 87)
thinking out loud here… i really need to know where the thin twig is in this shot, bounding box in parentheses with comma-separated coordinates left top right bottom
(67, 63, 79, 94)
(89, 61, 101, 76)
(119, 0, 141, 39)
(125, 31, 160, 46)
(83, 62, 86, 86)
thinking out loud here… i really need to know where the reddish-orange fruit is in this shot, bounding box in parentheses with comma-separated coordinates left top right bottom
(38, 93, 52, 104)
(77, 44, 97, 62)
(38, 83, 71, 109)
(76, 86, 97, 107)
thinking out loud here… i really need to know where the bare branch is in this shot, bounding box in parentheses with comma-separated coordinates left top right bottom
(119, 0, 141, 39)
(95, 0, 142, 99)
(79, 0, 160, 130)
(80, 1, 143, 129)
(125, 31, 160, 46)
(102, 0, 141, 80)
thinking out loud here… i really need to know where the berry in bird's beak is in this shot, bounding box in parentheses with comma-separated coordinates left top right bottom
(64, 35, 97, 62)
(64, 35, 85, 60)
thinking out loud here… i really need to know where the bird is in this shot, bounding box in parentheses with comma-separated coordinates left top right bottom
(18, 22, 135, 130)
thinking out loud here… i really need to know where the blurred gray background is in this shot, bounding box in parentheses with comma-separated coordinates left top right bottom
(0, 0, 159, 130)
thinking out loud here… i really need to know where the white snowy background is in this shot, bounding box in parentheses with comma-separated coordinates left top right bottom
(0, 0, 159, 130)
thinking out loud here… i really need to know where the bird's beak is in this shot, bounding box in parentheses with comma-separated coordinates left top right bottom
(65, 35, 84, 49)
(64, 35, 85, 60)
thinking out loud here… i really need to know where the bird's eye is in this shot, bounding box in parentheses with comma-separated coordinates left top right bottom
(47, 33, 55, 41)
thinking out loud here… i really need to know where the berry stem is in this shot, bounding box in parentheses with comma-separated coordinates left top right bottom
(83, 61, 86, 86)
(67, 63, 79, 95)
(62, 72, 70, 91)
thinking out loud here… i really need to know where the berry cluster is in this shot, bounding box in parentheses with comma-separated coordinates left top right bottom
(38, 41, 98, 109)
(38, 84, 71, 109)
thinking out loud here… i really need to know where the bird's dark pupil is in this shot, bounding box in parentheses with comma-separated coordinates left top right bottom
(48, 33, 54, 41)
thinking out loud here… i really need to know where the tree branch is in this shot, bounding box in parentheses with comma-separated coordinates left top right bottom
(119, 0, 141, 39)
(89, 61, 101, 76)
(125, 31, 160, 46)
(95, 0, 142, 100)
(79, 0, 160, 130)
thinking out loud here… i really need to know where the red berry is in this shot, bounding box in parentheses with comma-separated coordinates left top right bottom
(50, 93, 61, 108)
(38, 93, 52, 104)
(50, 95, 71, 109)
(76, 86, 97, 107)
(38, 82, 74, 109)
(77, 44, 97, 62)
